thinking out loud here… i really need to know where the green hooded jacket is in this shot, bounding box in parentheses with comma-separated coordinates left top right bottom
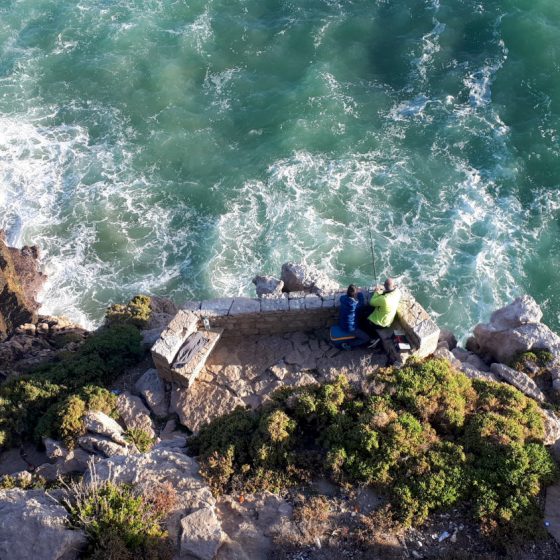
(368, 287, 402, 327)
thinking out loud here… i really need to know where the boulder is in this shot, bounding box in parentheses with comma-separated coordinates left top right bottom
(170, 381, 244, 434)
(35, 448, 92, 481)
(438, 329, 457, 351)
(474, 322, 560, 365)
(0, 488, 86, 560)
(180, 507, 224, 560)
(542, 409, 560, 446)
(83, 410, 127, 446)
(490, 363, 546, 402)
(280, 262, 339, 296)
(471, 296, 560, 364)
(545, 484, 560, 543)
(252, 275, 284, 297)
(77, 434, 129, 457)
(135, 368, 168, 417)
(433, 346, 461, 369)
(459, 363, 498, 382)
(0, 233, 46, 339)
(216, 492, 293, 560)
(116, 391, 156, 439)
(43, 438, 67, 460)
(489, 295, 543, 329)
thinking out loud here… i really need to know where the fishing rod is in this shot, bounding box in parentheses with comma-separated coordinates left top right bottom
(367, 216, 378, 286)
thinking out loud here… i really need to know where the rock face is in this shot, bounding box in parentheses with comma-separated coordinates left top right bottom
(180, 507, 224, 560)
(216, 492, 293, 560)
(280, 262, 340, 296)
(472, 296, 560, 364)
(85, 449, 221, 558)
(135, 368, 168, 417)
(116, 391, 156, 439)
(83, 410, 127, 446)
(252, 275, 284, 297)
(490, 363, 546, 402)
(0, 488, 86, 560)
(0, 232, 46, 340)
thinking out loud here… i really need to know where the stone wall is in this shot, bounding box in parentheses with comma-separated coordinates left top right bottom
(184, 292, 340, 338)
(151, 289, 440, 385)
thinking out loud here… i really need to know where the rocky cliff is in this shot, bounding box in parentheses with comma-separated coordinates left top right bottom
(0, 231, 45, 340)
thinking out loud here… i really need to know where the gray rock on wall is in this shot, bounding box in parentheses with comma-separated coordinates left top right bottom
(252, 275, 284, 297)
(0, 489, 86, 560)
(280, 262, 339, 296)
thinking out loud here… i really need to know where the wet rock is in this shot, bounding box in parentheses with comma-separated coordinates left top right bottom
(252, 275, 284, 297)
(438, 329, 457, 351)
(180, 507, 224, 560)
(0, 488, 86, 560)
(135, 368, 168, 418)
(490, 363, 546, 402)
(83, 410, 127, 446)
(116, 391, 156, 439)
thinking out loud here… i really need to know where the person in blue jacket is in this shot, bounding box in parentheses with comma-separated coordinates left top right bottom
(338, 284, 371, 349)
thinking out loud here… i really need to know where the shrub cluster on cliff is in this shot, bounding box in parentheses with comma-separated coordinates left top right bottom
(191, 358, 557, 544)
(0, 296, 152, 449)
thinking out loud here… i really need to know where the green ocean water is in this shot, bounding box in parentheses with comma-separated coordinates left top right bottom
(0, 0, 559, 337)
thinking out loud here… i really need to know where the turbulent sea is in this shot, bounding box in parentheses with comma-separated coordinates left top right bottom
(1, 0, 559, 337)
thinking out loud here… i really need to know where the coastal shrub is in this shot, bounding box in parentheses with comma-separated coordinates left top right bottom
(0, 323, 142, 450)
(192, 357, 557, 542)
(35, 385, 118, 447)
(126, 428, 154, 453)
(66, 479, 174, 560)
(510, 349, 554, 373)
(106, 295, 152, 329)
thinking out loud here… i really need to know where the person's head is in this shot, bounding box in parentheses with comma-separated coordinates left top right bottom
(347, 284, 357, 298)
(384, 277, 395, 292)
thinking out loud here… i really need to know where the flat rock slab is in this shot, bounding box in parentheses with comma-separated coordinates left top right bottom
(0, 489, 86, 560)
(167, 328, 223, 387)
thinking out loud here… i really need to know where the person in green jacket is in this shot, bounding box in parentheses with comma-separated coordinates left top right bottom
(367, 277, 401, 329)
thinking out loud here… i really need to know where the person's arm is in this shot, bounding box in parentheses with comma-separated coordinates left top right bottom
(370, 290, 384, 307)
(357, 291, 365, 308)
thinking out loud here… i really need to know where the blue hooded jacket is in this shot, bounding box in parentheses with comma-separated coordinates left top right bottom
(338, 292, 365, 333)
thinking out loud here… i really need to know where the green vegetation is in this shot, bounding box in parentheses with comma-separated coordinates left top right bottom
(105, 295, 152, 329)
(66, 479, 175, 560)
(510, 349, 554, 374)
(191, 358, 558, 544)
(125, 428, 154, 453)
(0, 316, 143, 449)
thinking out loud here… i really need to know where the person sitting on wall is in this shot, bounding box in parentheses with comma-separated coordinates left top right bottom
(367, 277, 402, 332)
(337, 284, 371, 350)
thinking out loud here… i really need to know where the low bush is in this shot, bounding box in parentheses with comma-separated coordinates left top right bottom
(191, 358, 558, 544)
(105, 295, 152, 329)
(65, 478, 174, 560)
(0, 317, 143, 450)
(125, 428, 154, 453)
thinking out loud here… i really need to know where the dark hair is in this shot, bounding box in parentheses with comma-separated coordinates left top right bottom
(347, 284, 357, 297)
